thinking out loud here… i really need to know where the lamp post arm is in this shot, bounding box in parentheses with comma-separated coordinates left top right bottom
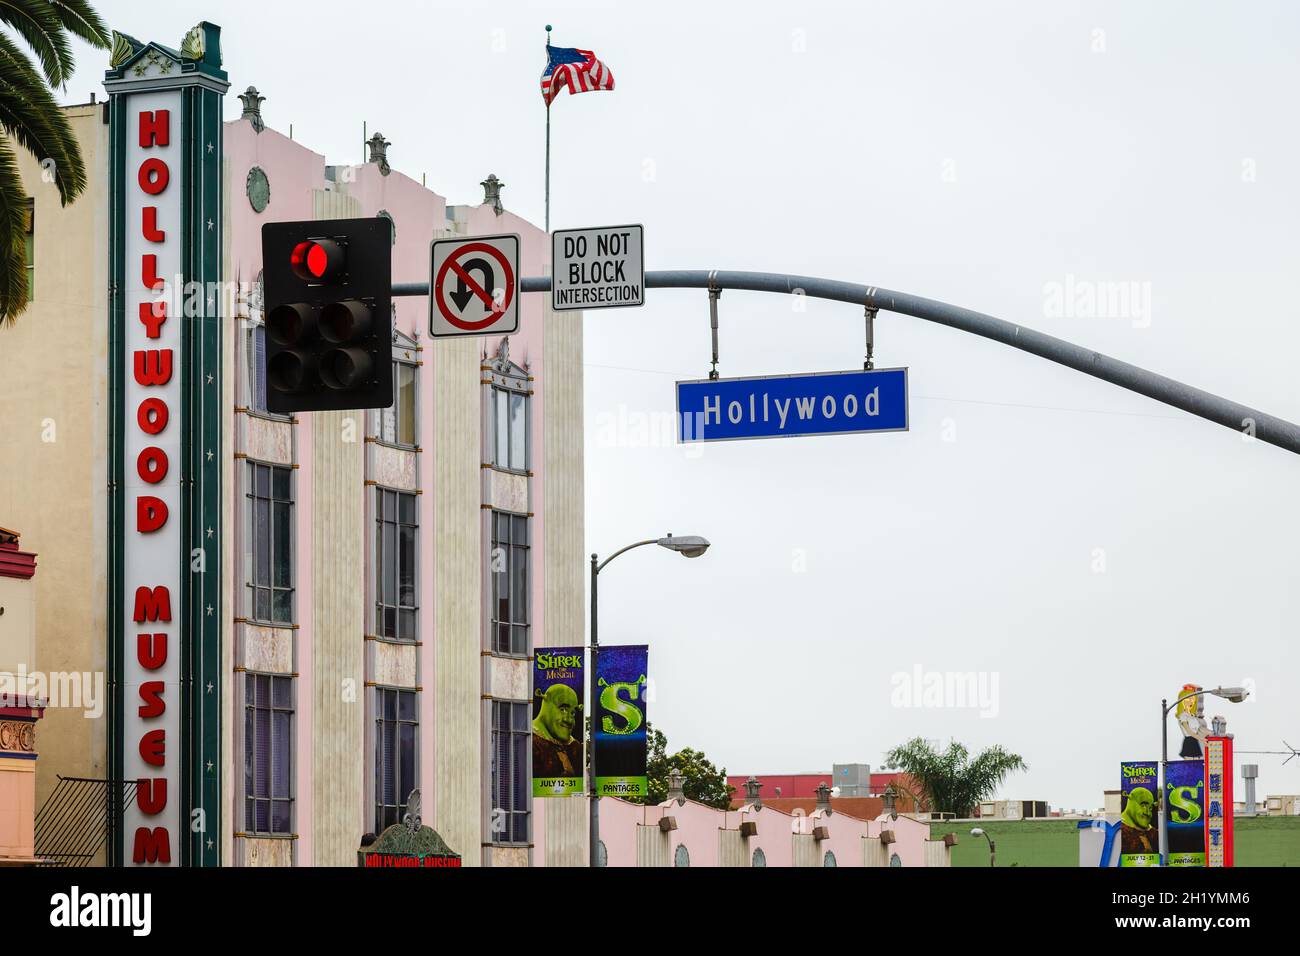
(595, 539, 659, 574)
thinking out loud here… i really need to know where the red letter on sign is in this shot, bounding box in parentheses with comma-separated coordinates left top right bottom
(139, 109, 170, 148)
(137, 397, 169, 435)
(137, 632, 168, 669)
(132, 826, 171, 864)
(137, 446, 168, 484)
(141, 254, 163, 291)
(137, 778, 168, 815)
(133, 586, 172, 623)
(140, 728, 165, 766)
(138, 300, 167, 338)
(139, 681, 165, 719)
(142, 206, 166, 242)
(137, 496, 168, 533)
(133, 349, 173, 386)
(138, 158, 169, 195)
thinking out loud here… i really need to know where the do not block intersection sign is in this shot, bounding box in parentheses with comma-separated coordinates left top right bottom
(552, 224, 644, 311)
(429, 233, 520, 338)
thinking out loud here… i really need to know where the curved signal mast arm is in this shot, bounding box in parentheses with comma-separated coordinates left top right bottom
(391, 269, 1300, 457)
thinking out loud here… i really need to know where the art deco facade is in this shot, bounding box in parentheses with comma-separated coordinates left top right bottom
(1, 29, 586, 866)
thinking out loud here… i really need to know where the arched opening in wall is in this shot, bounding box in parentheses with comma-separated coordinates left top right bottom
(674, 844, 689, 867)
(752, 847, 766, 868)
(823, 850, 837, 867)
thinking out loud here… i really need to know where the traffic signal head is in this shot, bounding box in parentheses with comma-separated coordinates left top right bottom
(261, 218, 392, 413)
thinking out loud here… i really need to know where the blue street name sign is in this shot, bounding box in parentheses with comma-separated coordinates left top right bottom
(676, 368, 909, 443)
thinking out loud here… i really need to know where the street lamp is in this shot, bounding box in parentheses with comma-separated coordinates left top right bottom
(1158, 685, 1248, 866)
(588, 533, 710, 867)
(970, 827, 996, 867)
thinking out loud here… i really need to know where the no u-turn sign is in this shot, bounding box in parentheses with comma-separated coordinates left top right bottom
(429, 233, 520, 338)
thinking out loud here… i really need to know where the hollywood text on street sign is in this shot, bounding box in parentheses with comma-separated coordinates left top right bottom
(676, 368, 909, 442)
(551, 224, 644, 311)
(429, 233, 520, 337)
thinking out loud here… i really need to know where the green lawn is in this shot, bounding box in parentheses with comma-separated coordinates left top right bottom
(931, 815, 1300, 867)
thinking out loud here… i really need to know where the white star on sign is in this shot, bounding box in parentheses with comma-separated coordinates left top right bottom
(207, 681, 214, 694)
(207, 838, 214, 850)
(207, 219, 214, 231)
(207, 142, 214, 153)
(207, 373, 214, 384)
(206, 526, 214, 538)
(206, 604, 214, 616)
(207, 760, 214, 772)
(206, 449, 214, 461)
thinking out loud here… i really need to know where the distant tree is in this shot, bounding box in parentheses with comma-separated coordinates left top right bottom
(884, 737, 1027, 817)
(631, 726, 733, 810)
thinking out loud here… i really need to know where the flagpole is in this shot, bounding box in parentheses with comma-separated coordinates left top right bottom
(545, 24, 552, 234)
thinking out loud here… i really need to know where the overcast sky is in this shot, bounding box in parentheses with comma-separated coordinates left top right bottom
(67, 1, 1299, 810)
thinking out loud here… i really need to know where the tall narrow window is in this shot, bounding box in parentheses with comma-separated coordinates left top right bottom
(247, 463, 293, 624)
(490, 700, 530, 844)
(490, 511, 529, 655)
(244, 673, 293, 834)
(491, 385, 528, 472)
(21, 199, 34, 301)
(375, 488, 417, 641)
(249, 324, 267, 411)
(374, 687, 417, 832)
(380, 361, 417, 446)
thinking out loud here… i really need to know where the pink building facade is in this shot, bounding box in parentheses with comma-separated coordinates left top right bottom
(597, 793, 946, 867)
(220, 87, 586, 866)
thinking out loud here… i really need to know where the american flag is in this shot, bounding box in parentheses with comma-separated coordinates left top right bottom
(541, 45, 615, 105)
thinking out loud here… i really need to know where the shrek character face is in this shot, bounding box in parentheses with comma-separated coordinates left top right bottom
(538, 684, 578, 741)
(1124, 787, 1155, 829)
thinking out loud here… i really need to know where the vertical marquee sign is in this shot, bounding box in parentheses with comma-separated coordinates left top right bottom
(105, 24, 227, 866)
(1204, 736, 1234, 867)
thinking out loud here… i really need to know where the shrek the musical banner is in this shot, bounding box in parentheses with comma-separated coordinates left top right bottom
(593, 645, 649, 797)
(532, 647, 585, 796)
(1119, 761, 1159, 867)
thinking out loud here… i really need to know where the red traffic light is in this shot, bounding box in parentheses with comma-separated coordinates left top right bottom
(290, 238, 345, 283)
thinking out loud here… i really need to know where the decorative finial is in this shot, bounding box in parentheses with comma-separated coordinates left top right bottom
(815, 781, 833, 815)
(402, 789, 422, 834)
(366, 132, 391, 175)
(238, 86, 265, 133)
(481, 173, 505, 215)
(667, 768, 686, 806)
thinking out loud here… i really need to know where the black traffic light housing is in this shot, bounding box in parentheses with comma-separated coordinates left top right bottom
(261, 217, 392, 413)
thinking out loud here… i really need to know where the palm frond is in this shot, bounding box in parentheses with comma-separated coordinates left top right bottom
(885, 736, 1027, 817)
(46, 0, 110, 48)
(0, 32, 87, 204)
(0, 0, 74, 86)
(0, 136, 32, 324)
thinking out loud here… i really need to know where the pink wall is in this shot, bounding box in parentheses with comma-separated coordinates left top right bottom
(225, 120, 328, 863)
(225, 114, 563, 863)
(596, 796, 935, 867)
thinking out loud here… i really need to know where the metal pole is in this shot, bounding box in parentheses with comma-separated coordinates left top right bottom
(544, 26, 552, 234)
(588, 553, 599, 867)
(544, 105, 551, 234)
(1159, 697, 1169, 866)
(392, 271, 1300, 455)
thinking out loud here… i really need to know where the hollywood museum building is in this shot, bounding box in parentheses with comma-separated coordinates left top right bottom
(0, 22, 950, 870)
